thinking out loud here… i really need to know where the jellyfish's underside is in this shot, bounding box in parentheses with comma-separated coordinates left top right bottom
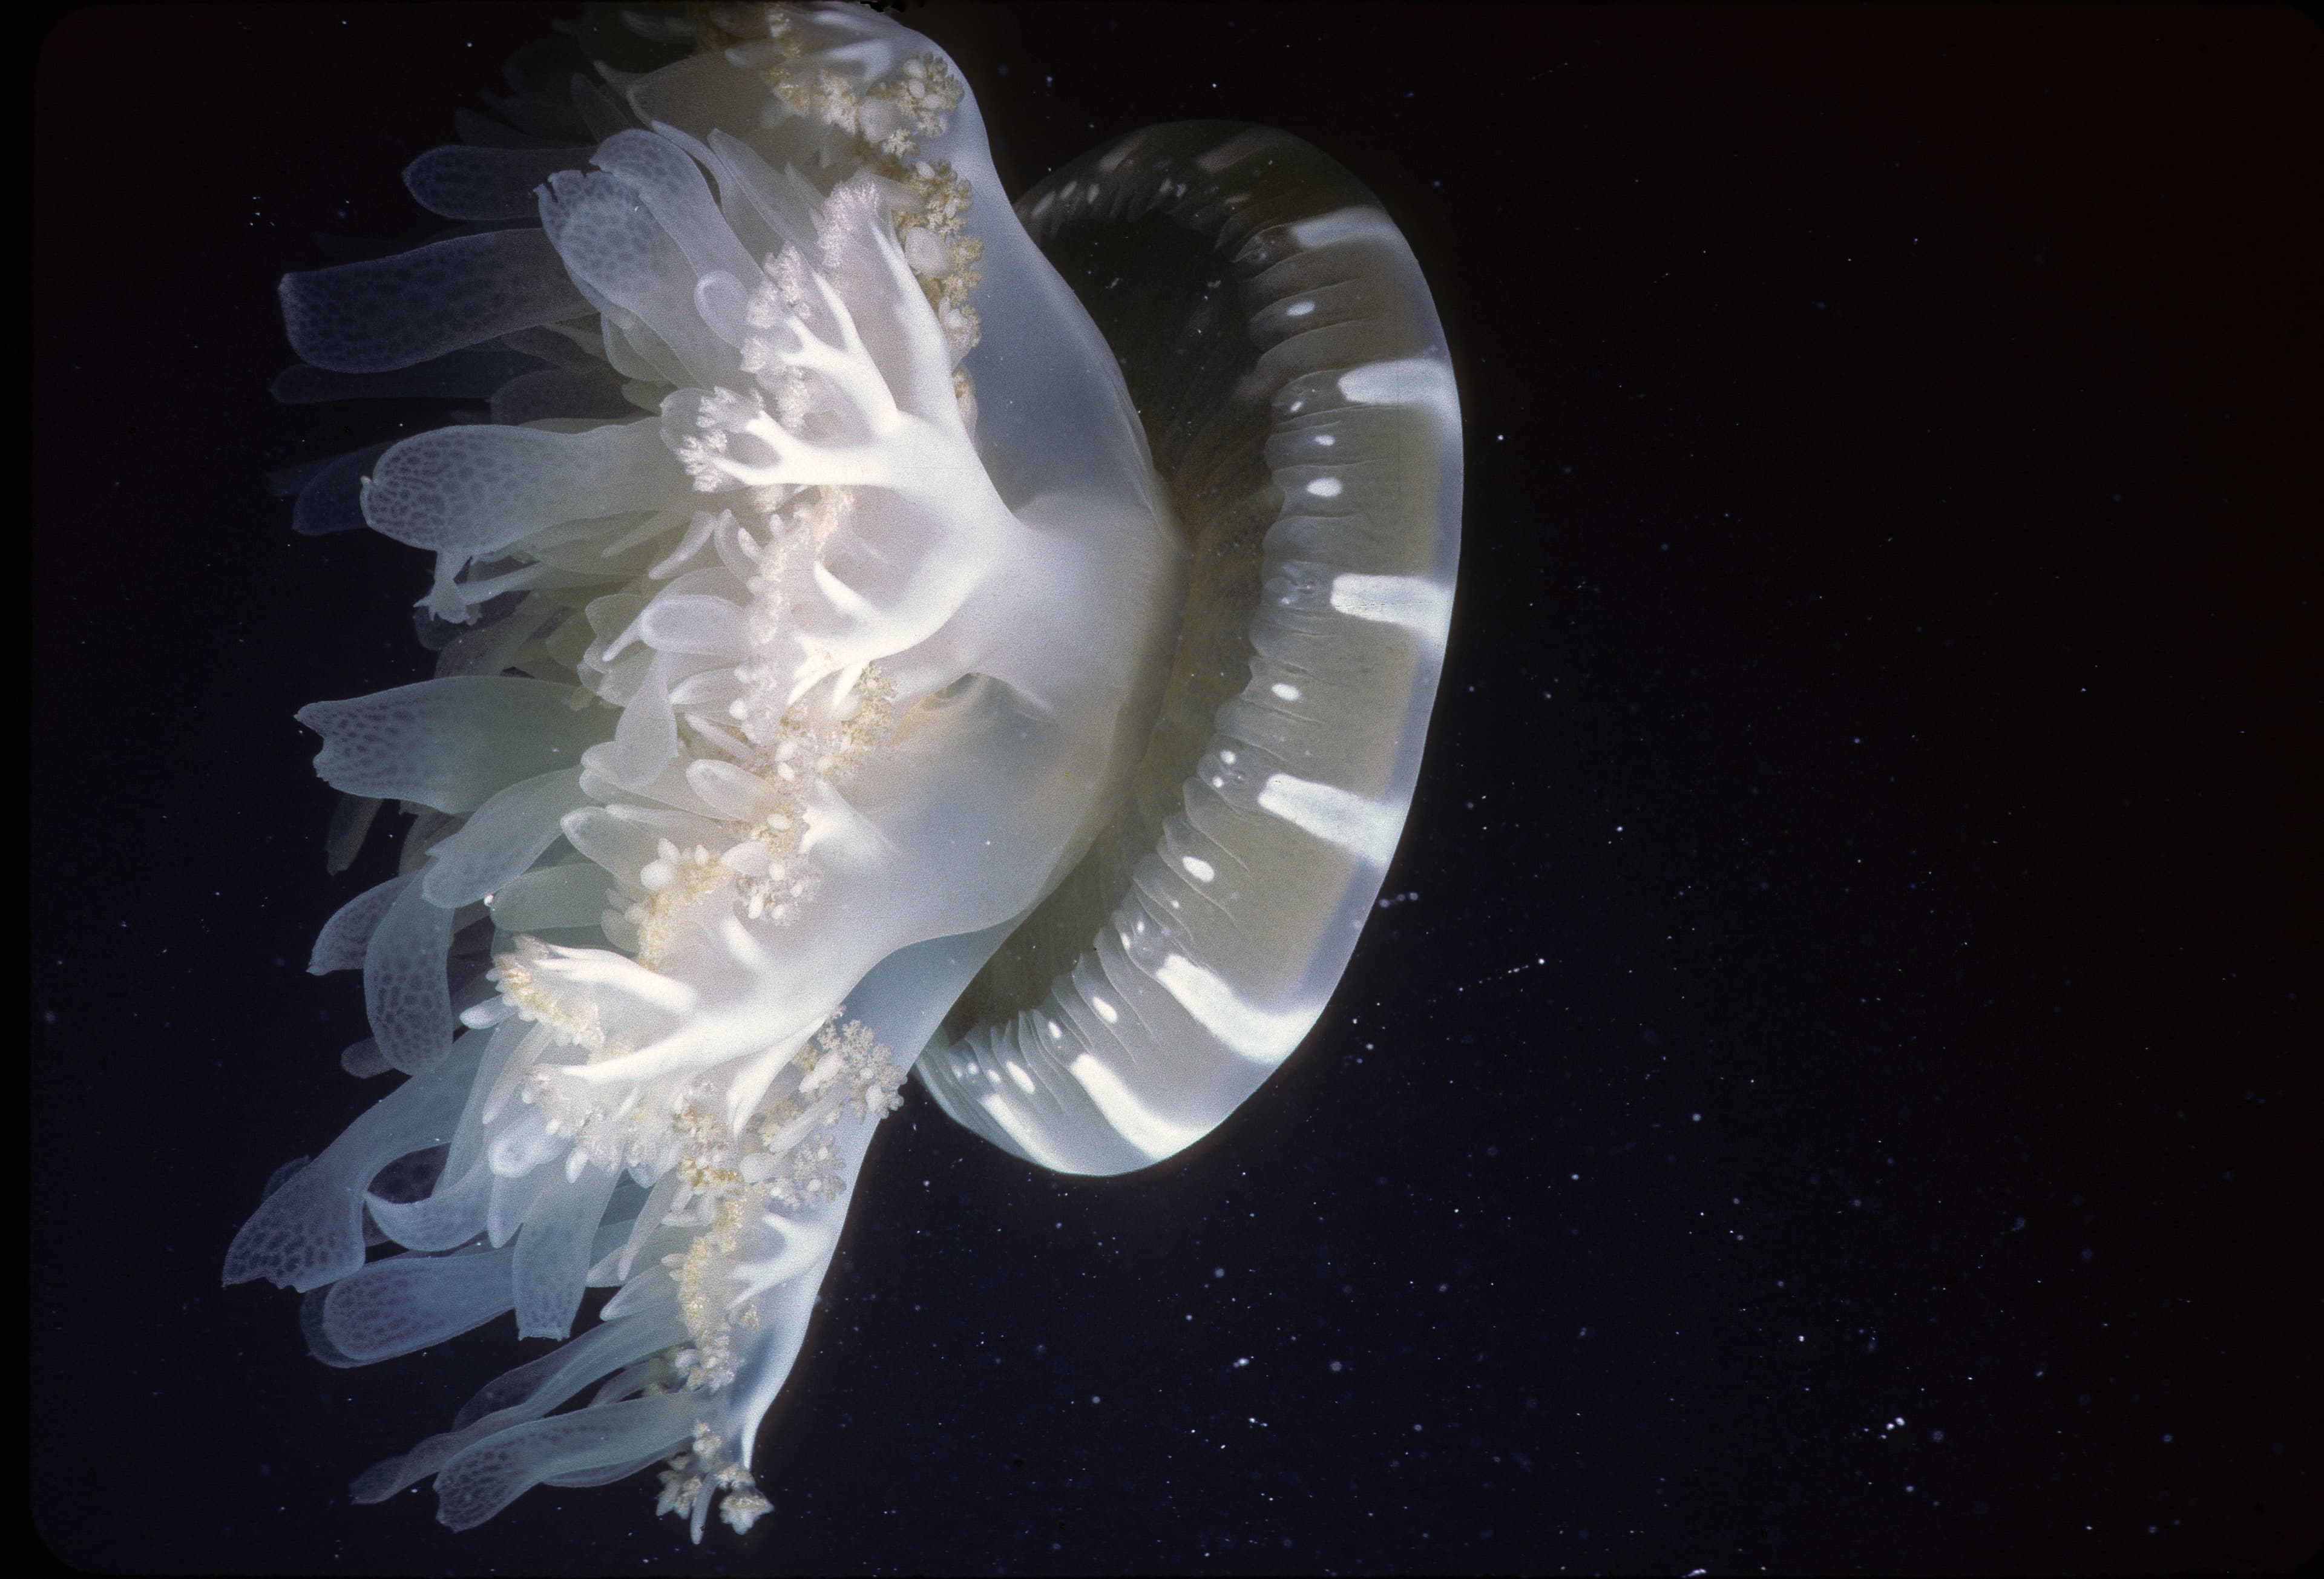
(225, 3, 1456, 1538)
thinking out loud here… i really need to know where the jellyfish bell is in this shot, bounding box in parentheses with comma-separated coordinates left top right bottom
(227, 2, 1458, 1540)
(922, 120, 1462, 1172)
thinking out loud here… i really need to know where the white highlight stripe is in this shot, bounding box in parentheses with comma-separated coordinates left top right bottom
(1287, 205, 1407, 251)
(1068, 1052, 1210, 1158)
(1329, 573, 1453, 651)
(1336, 357, 1460, 435)
(1256, 772, 1404, 868)
(1154, 953, 1315, 1067)
(977, 1091, 1069, 1170)
(1198, 128, 1276, 174)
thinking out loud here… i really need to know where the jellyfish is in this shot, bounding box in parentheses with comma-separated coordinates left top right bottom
(225, 1, 1459, 1540)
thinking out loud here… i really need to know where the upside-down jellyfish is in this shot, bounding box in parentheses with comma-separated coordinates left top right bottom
(225, 1, 1459, 1539)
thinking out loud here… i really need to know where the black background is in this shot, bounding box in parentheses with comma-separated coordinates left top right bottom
(31, 4, 2320, 1574)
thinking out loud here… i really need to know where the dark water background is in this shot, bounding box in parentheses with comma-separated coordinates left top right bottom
(32, 4, 2319, 1573)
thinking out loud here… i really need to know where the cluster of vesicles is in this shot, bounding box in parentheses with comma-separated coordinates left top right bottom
(228, 2, 1181, 1540)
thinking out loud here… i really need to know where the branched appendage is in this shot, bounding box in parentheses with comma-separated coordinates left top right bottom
(658, 180, 1006, 701)
(678, 252, 896, 488)
(657, 1419, 773, 1539)
(671, 217, 980, 508)
(605, 1017, 902, 1540)
(470, 946, 907, 1538)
